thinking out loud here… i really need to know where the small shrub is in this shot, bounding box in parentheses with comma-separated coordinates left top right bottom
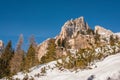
(34, 73, 40, 78)
(41, 67, 46, 73)
(107, 77, 112, 80)
(23, 74, 29, 80)
(15, 78, 20, 80)
(87, 75, 95, 80)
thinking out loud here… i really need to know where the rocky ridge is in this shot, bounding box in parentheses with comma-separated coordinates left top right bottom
(37, 16, 119, 61)
(95, 25, 114, 38)
(55, 16, 90, 42)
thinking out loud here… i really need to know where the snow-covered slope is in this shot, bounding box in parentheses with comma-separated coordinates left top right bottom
(11, 53, 120, 80)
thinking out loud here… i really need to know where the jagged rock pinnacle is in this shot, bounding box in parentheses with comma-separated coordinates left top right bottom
(56, 16, 90, 41)
(37, 16, 118, 61)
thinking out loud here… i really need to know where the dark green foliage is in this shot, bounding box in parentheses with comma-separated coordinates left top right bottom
(56, 48, 101, 70)
(96, 52, 104, 60)
(57, 39, 66, 48)
(0, 41, 14, 78)
(24, 45, 39, 70)
(112, 47, 116, 55)
(0, 35, 40, 78)
(94, 30, 100, 46)
(61, 39, 66, 47)
(75, 49, 90, 68)
(57, 39, 61, 47)
(110, 35, 115, 46)
(87, 29, 94, 35)
(57, 38, 71, 50)
(115, 36, 119, 43)
(110, 35, 120, 53)
(41, 39, 56, 63)
(56, 42, 120, 70)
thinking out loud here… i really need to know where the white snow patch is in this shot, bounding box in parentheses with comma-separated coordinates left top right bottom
(10, 53, 120, 80)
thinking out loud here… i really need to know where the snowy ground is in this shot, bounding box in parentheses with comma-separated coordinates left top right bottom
(5, 53, 120, 80)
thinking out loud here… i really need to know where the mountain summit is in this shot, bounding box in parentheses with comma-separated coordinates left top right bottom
(37, 16, 119, 61)
(56, 16, 90, 41)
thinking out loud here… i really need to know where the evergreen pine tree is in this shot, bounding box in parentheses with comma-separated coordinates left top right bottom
(29, 35, 37, 49)
(0, 40, 14, 78)
(24, 35, 39, 71)
(95, 30, 100, 46)
(110, 35, 115, 46)
(9, 34, 25, 75)
(41, 39, 56, 63)
(25, 45, 35, 70)
(24, 45, 39, 71)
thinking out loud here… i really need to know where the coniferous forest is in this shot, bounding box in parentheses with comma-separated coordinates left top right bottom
(1, 30, 120, 79)
(0, 35, 39, 78)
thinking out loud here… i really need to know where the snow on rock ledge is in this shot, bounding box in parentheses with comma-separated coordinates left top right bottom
(95, 25, 113, 38)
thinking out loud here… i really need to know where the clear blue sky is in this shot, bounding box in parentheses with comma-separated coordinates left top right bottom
(0, 0, 120, 49)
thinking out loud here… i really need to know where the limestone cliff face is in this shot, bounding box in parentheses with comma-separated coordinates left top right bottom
(37, 16, 117, 61)
(95, 25, 113, 38)
(115, 33, 120, 38)
(37, 17, 92, 60)
(55, 16, 90, 46)
(69, 34, 95, 49)
(37, 39, 50, 61)
(37, 17, 95, 60)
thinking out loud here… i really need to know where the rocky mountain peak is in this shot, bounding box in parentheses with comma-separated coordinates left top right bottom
(56, 16, 90, 42)
(64, 16, 84, 27)
(95, 25, 113, 38)
(37, 17, 117, 61)
(63, 16, 89, 31)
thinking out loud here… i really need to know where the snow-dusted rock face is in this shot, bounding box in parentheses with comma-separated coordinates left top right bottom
(69, 34, 95, 49)
(55, 16, 94, 50)
(37, 16, 120, 61)
(55, 16, 90, 44)
(95, 25, 113, 38)
(37, 17, 93, 61)
(115, 32, 120, 38)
